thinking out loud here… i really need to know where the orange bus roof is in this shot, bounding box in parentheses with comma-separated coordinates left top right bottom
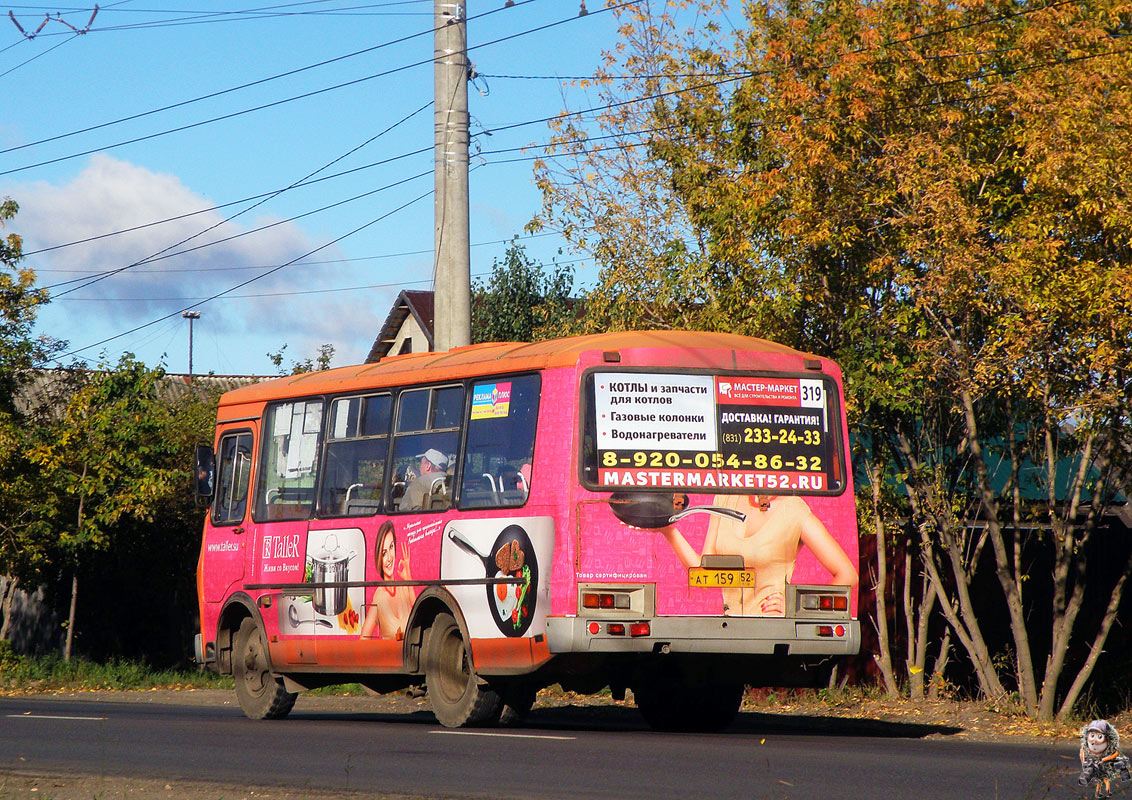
(218, 330, 815, 408)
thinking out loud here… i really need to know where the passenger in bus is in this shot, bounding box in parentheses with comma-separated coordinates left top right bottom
(657, 494, 858, 617)
(360, 521, 415, 640)
(402, 448, 448, 510)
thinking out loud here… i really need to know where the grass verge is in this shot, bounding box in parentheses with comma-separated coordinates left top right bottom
(0, 641, 232, 694)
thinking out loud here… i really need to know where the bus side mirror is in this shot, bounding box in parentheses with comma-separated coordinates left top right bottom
(194, 444, 215, 502)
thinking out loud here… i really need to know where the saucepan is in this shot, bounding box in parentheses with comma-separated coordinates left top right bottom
(607, 492, 747, 529)
(308, 534, 357, 616)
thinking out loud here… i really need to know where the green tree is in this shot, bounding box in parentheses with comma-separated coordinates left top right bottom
(26, 357, 184, 661)
(471, 242, 575, 343)
(0, 199, 63, 641)
(536, 0, 1132, 720)
(267, 343, 335, 375)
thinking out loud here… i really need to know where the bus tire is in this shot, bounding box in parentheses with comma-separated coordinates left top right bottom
(233, 618, 297, 720)
(634, 677, 743, 733)
(425, 612, 502, 727)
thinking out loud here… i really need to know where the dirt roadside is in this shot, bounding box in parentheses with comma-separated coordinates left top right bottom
(0, 687, 1116, 800)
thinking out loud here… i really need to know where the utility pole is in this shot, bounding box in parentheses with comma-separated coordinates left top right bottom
(182, 310, 200, 382)
(433, 0, 471, 351)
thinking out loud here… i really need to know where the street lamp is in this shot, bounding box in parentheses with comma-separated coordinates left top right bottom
(182, 310, 201, 382)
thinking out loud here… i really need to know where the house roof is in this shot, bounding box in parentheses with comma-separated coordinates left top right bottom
(15, 370, 263, 416)
(365, 289, 435, 363)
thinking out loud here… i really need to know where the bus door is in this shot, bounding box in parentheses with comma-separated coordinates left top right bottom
(200, 426, 255, 604)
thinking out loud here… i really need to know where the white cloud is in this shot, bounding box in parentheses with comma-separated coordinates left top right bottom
(4, 154, 395, 370)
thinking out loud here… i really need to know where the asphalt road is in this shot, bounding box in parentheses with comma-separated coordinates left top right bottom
(0, 693, 1084, 800)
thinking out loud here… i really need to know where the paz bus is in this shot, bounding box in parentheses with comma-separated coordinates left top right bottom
(193, 330, 860, 731)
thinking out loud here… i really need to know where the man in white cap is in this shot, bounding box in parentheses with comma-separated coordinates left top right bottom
(403, 448, 449, 510)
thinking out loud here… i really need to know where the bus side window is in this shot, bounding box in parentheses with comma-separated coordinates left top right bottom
(389, 385, 463, 513)
(214, 431, 252, 525)
(254, 398, 323, 521)
(318, 394, 390, 518)
(458, 374, 540, 509)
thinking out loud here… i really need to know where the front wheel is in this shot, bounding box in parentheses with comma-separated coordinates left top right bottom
(232, 618, 297, 720)
(425, 612, 502, 727)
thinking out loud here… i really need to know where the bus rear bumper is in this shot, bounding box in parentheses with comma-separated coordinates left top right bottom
(545, 615, 860, 656)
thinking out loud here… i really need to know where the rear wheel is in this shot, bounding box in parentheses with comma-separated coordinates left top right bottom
(425, 612, 502, 727)
(233, 618, 297, 720)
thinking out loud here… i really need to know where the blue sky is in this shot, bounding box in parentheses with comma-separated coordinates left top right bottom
(1, 0, 622, 375)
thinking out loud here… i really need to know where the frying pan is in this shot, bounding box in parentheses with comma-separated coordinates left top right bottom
(447, 528, 495, 572)
(447, 526, 539, 637)
(607, 492, 747, 529)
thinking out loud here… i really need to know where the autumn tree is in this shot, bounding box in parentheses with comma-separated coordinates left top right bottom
(536, 0, 1132, 719)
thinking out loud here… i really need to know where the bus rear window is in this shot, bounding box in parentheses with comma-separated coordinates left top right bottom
(581, 370, 844, 495)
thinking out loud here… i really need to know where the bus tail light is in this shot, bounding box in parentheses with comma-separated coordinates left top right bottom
(797, 588, 850, 614)
(816, 625, 847, 638)
(586, 621, 651, 637)
(582, 592, 632, 610)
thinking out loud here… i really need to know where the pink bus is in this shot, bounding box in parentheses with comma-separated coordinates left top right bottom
(193, 331, 860, 730)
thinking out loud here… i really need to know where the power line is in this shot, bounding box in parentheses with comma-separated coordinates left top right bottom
(1, 0, 465, 155)
(0, 0, 620, 176)
(25, 29, 1124, 275)
(50, 185, 435, 362)
(47, 100, 434, 295)
(6, 1, 435, 37)
(56, 255, 591, 302)
(32, 229, 567, 274)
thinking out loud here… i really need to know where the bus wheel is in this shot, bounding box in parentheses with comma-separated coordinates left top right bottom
(425, 612, 502, 727)
(233, 618, 297, 720)
(634, 677, 743, 732)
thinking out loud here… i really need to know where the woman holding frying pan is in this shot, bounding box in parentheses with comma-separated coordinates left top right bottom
(658, 494, 857, 617)
(361, 521, 416, 640)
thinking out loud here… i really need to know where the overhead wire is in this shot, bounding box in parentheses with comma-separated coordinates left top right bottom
(48, 99, 434, 296)
(35, 0, 1113, 357)
(27, 29, 1127, 298)
(0, 0, 631, 177)
(49, 185, 435, 362)
(58, 255, 591, 303)
(34, 228, 569, 275)
(1, 0, 468, 155)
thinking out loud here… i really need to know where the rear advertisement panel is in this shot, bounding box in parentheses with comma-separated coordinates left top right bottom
(587, 371, 840, 494)
(578, 369, 857, 618)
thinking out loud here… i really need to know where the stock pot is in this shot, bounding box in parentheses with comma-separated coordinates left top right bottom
(308, 534, 356, 616)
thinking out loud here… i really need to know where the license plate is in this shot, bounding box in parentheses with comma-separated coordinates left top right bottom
(688, 568, 755, 588)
